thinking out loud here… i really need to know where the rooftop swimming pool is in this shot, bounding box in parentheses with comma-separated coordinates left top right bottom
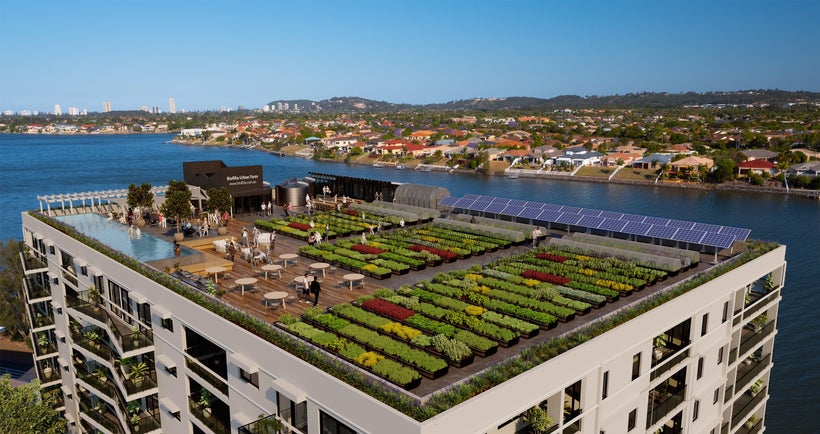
(56, 213, 196, 262)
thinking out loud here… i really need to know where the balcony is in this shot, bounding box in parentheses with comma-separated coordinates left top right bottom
(75, 363, 118, 401)
(41, 385, 64, 410)
(61, 267, 78, 287)
(73, 331, 117, 363)
(650, 349, 689, 381)
(186, 357, 229, 396)
(737, 417, 764, 434)
(189, 396, 230, 434)
(29, 304, 55, 330)
(647, 384, 686, 428)
(119, 369, 158, 397)
(79, 392, 123, 434)
(106, 314, 154, 353)
(238, 414, 285, 434)
(36, 360, 62, 384)
(34, 335, 58, 358)
(739, 321, 776, 355)
(724, 385, 734, 404)
(24, 275, 51, 301)
(66, 293, 107, 324)
(129, 412, 162, 434)
(743, 289, 779, 320)
(19, 245, 48, 274)
(731, 386, 767, 428)
(735, 354, 772, 393)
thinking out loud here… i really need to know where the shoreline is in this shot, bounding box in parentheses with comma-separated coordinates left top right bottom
(170, 136, 820, 201)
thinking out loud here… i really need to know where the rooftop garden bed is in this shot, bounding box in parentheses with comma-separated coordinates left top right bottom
(30, 210, 778, 422)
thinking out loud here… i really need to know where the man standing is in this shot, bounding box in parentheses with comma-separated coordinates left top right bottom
(310, 275, 321, 306)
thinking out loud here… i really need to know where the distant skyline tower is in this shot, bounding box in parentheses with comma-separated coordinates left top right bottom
(103, 100, 111, 113)
(169, 98, 176, 114)
(54, 104, 62, 115)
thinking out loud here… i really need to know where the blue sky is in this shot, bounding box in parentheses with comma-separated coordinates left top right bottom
(1, 0, 818, 113)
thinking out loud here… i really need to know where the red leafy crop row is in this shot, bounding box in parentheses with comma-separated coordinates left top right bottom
(351, 244, 386, 255)
(361, 298, 415, 321)
(535, 253, 569, 263)
(288, 222, 312, 231)
(521, 269, 571, 285)
(344, 210, 359, 216)
(409, 244, 457, 261)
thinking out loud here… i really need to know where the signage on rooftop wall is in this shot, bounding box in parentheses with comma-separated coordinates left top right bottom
(222, 166, 263, 194)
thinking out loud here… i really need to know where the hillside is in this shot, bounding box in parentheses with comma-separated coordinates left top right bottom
(267, 90, 820, 113)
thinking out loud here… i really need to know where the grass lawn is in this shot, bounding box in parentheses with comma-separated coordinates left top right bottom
(575, 166, 613, 178)
(613, 168, 660, 181)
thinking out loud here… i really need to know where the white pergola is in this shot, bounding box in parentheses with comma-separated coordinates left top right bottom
(36, 186, 169, 214)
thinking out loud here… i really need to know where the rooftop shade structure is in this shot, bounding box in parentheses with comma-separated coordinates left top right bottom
(439, 194, 750, 250)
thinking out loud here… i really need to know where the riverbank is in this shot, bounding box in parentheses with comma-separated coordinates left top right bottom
(170, 136, 820, 200)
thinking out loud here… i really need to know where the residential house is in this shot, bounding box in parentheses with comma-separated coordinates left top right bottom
(632, 154, 674, 170)
(670, 156, 714, 179)
(740, 149, 779, 163)
(787, 161, 820, 177)
(555, 146, 603, 167)
(737, 160, 778, 178)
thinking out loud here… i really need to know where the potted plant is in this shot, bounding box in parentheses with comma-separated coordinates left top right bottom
(524, 405, 554, 434)
(127, 401, 142, 431)
(198, 389, 213, 414)
(161, 180, 193, 241)
(87, 286, 102, 305)
(251, 414, 283, 434)
(93, 366, 107, 382)
(205, 187, 233, 235)
(127, 183, 154, 227)
(653, 333, 667, 360)
(129, 361, 149, 386)
(37, 333, 49, 351)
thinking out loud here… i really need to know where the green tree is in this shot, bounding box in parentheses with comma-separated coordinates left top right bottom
(709, 158, 737, 183)
(0, 375, 66, 434)
(126, 183, 154, 210)
(0, 240, 28, 341)
(160, 180, 193, 233)
(205, 187, 233, 225)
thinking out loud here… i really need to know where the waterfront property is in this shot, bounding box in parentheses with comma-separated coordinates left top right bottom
(20, 181, 784, 434)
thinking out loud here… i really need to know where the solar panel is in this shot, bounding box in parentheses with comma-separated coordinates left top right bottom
(719, 227, 751, 240)
(504, 201, 526, 217)
(537, 210, 562, 221)
(439, 196, 458, 207)
(508, 199, 527, 207)
(701, 233, 737, 249)
(526, 201, 547, 210)
(643, 216, 671, 226)
(671, 229, 706, 244)
(463, 194, 480, 200)
(598, 218, 627, 232)
(555, 213, 583, 225)
(559, 205, 583, 215)
(622, 222, 652, 236)
(646, 226, 678, 239)
(453, 198, 474, 208)
(492, 197, 512, 205)
(484, 203, 506, 214)
(621, 213, 645, 222)
(579, 208, 602, 217)
(472, 201, 492, 211)
(667, 219, 695, 230)
(599, 210, 624, 219)
(692, 222, 722, 233)
(542, 203, 563, 212)
(578, 216, 605, 228)
(519, 207, 543, 219)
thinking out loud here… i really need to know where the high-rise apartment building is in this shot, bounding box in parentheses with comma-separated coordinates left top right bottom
(169, 98, 176, 114)
(21, 188, 783, 434)
(103, 101, 111, 113)
(54, 104, 62, 116)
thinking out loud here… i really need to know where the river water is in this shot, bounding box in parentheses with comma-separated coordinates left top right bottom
(1, 133, 815, 432)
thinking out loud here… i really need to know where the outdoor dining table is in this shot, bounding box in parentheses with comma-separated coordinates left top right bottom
(264, 291, 289, 309)
(261, 264, 282, 280)
(342, 273, 365, 291)
(309, 262, 330, 277)
(205, 266, 227, 283)
(293, 276, 308, 292)
(278, 253, 299, 268)
(234, 277, 258, 295)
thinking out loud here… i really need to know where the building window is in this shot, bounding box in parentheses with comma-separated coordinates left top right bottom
(80, 266, 87, 276)
(162, 317, 174, 332)
(320, 410, 357, 434)
(713, 388, 720, 404)
(718, 347, 724, 365)
(239, 368, 259, 388)
(49, 245, 55, 255)
(697, 357, 704, 380)
(701, 313, 709, 336)
(693, 400, 700, 421)
(602, 371, 609, 399)
(628, 408, 637, 431)
(722, 301, 729, 323)
(632, 352, 641, 380)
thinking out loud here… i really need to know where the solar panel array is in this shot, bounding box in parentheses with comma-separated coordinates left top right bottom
(439, 194, 750, 249)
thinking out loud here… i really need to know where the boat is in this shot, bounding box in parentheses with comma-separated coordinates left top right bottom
(395, 165, 405, 170)
(373, 163, 384, 168)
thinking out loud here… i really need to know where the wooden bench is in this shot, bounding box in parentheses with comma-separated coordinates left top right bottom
(179, 258, 234, 275)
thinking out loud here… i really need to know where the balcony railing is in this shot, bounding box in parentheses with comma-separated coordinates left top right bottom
(62, 268, 78, 287)
(238, 414, 285, 434)
(650, 349, 689, 381)
(189, 396, 230, 434)
(735, 354, 772, 393)
(731, 386, 768, 428)
(66, 294, 108, 323)
(120, 370, 158, 396)
(729, 346, 739, 365)
(186, 357, 229, 396)
(743, 290, 779, 320)
(740, 321, 776, 355)
(75, 364, 118, 400)
(19, 242, 48, 273)
(37, 361, 62, 384)
(30, 305, 55, 329)
(724, 385, 734, 404)
(647, 386, 685, 428)
(79, 393, 123, 434)
(130, 412, 162, 434)
(738, 417, 764, 434)
(24, 275, 51, 300)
